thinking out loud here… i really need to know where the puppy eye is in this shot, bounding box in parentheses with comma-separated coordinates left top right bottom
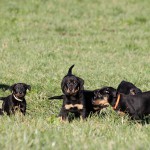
(74, 82, 77, 85)
(67, 83, 70, 86)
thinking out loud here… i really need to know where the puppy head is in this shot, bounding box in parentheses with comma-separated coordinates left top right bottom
(129, 88, 142, 95)
(10, 83, 31, 98)
(92, 87, 117, 106)
(61, 76, 84, 95)
(92, 89, 109, 107)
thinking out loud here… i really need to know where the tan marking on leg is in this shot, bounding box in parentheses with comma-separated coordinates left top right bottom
(58, 116, 63, 121)
(118, 111, 126, 116)
(80, 115, 83, 121)
(14, 106, 19, 111)
(65, 104, 74, 110)
(74, 104, 83, 110)
(58, 116, 68, 123)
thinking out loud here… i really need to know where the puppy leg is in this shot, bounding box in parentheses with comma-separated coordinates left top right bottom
(58, 108, 68, 122)
(79, 109, 86, 121)
(20, 103, 26, 116)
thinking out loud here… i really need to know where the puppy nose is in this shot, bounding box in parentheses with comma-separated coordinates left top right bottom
(69, 88, 73, 91)
(19, 92, 22, 94)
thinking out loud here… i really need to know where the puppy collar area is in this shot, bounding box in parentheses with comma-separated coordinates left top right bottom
(13, 95, 23, 102)
(113, 94, 121, 110)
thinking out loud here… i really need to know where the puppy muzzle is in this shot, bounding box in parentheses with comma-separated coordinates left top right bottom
(66, 87, 79, 95)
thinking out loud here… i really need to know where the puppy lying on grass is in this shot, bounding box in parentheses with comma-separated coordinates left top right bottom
(92, 80, 142, 110)
(117, 80, 142, 95)
(0, 83, 31, 116)
(94, 86, 150, 120)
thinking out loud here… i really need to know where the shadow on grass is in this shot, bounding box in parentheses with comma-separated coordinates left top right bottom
(0, 84, 10, 91)
(0, 109, 4, 115)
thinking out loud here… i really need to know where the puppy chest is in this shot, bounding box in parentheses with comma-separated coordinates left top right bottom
(65, 104, 83, 110)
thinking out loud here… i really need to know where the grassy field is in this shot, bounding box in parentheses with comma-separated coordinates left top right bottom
(0, 0, 150, 149)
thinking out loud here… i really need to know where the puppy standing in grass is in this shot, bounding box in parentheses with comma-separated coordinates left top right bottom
(49, 90, 96, 117)
(0, 83, 31, 116)
(58, 65, 86, 121)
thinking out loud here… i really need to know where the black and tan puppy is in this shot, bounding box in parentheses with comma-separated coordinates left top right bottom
(117, 80, 142, 95)
(95, 86, 150, 120)
(92, 81, 142, 110)
(58, 65, 86, 121)
(49, 90, 96, 117)
(0, 83, 31, 116)
(92, 88, 110, 111)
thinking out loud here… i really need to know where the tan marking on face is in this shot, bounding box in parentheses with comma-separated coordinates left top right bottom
(99, 100, 109, 106)
(65, 104, 74, 109)
(93, 97, 109, 106)
(74, 87, 79, 93)
(66, 87, 79, 95)
(66, 89, 70, 93)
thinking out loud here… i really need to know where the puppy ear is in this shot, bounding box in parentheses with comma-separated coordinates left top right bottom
(78, 77, 84, 90)
(24, 84, 31, 91)
(104, 87, 110, 94)
(9, 84, 16, 92)
(61, 79, 66, 93)
(105, 87, 117, 97)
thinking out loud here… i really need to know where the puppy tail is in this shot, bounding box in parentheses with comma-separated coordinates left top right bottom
(67, 64, 75, 75)
(48, 95, 63, 100)
(0, 97, 5, 101)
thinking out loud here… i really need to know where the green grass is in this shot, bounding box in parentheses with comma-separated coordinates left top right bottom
(0, 0, 150, 149)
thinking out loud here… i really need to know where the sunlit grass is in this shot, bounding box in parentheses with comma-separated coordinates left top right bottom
(0, 0, 150, 149)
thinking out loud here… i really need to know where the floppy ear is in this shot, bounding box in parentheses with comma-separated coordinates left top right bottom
(104, 88, 110, 94)
(78, 77, 84, 90)
(24, 84, 31, 91)
(9, 84, 16, 92)
(61, 78, 66, 93)
(105, 87, 117, 97)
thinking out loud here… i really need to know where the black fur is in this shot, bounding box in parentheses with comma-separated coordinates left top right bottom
(0, 83, 31, 116)
(49, 89, 106, 117)
(97, 87, 150, 120)
(117, 80, 142, 95)
(58, 65, 86, 121)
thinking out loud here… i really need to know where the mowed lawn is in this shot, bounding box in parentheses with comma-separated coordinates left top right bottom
(0, 0, 150, 149)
